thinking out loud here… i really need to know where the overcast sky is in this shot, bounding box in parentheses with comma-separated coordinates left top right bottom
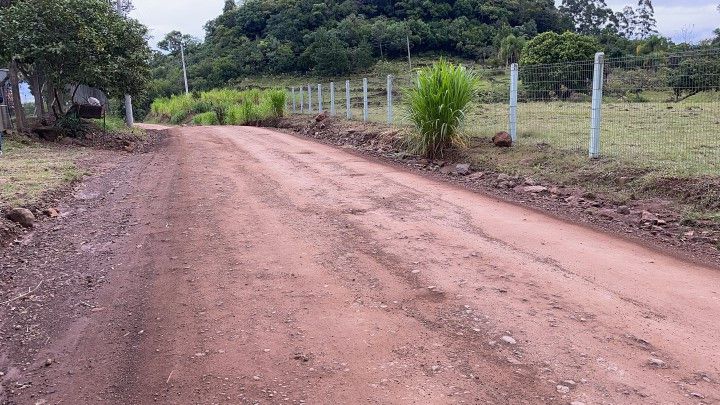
(130, 0, 719, 46)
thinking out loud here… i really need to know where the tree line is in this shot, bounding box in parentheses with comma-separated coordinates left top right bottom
(0, 0, 150, 131)
(150, 0, 720, 102)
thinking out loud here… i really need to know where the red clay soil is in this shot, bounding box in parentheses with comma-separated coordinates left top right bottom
(1, 124, 718, 404)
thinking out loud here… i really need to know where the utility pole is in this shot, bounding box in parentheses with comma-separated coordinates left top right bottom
(116, 0, 133, 126)
(406, 34, 412, 70)
(180, 41, 189, 95)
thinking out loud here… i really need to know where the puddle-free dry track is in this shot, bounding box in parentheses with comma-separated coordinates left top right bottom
(3, 125, 718, 404)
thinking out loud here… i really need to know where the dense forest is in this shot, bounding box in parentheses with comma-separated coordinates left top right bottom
(147, 0, 720, 109)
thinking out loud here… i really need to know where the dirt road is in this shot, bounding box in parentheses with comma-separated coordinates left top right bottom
(2, 125, 719, 404)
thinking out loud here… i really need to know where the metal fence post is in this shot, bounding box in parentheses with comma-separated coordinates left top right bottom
(318, 84, 323, 112)
(291, 87, 296, 113)
(363, 78, 368, 122)
(387, 74, 393, 124)
(307, 84, 312, 113)
(509, 63, 518, 142)
(346, 80, 351, 119)
(589, 52, 605, 159)
(330, 82, 335, 116)
(300, 86, 304, 113)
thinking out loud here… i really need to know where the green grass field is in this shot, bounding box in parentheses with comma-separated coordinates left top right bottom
(0, 138, 85, 207)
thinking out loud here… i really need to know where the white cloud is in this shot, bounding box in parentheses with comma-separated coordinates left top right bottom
(130, 0, 225, 44)
(604, 1, 717, 42)
(653, 4, 718, 42)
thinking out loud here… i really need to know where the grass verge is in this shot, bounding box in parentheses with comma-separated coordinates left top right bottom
(464, 138, 720, 225)
(0, 136, 85, 208)
(148, 88, 287, 125)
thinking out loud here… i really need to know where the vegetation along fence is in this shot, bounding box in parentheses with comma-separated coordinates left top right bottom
(288, 48, 720, 175)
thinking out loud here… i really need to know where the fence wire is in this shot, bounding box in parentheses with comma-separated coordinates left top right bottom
(289, 48, 720, 175)
(516, 59, 595, 153)
(601, 49, 720, 174)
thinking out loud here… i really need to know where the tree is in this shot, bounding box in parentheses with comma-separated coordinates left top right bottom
(616, 6, 636, 39)
(520, 31, 602, 99)
(668, 56, 720, 101)
(634, 0, 657, 39)
(158, 31, 198, 55)
(559, 0, 616, 35)
(223, 0, 236, 13)
(635, 35, 669, 55)
(0, 0, 150, 119)
(300, 29, 350, 75)
(186, 0, 569, 78)
(109, 0, 133, 15)
(714, 5, 720, 46)
(498, 34, 525, 66)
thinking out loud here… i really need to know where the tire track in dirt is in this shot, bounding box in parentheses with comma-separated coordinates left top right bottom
(5, 125, 719, 404)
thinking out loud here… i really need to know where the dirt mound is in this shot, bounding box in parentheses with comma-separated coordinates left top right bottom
(272, 116, 405, 152)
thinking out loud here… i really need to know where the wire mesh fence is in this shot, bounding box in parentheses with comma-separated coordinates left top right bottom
(516, 59, 595, 153)
(601, 49, 720, 174)
(288, 47, 720, 175)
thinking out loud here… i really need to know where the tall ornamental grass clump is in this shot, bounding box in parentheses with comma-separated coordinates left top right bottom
(266, 89, 287, 117)
(150, 95, 196, 124)
(225, 100, 261, 125)
(406, 60, 478, 159)
(148, 88, 288, 125)
(192, 111, 220, 125)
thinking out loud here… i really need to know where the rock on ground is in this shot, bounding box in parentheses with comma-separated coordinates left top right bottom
(492, 131, 513, 147)
(6, 207, 35, 228)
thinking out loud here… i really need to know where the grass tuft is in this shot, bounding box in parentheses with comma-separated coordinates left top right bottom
(192, 111, 220, 126)
(405, 59, 478, 159)
(149, 88, 287, 126)
(267, 89, 287, 118)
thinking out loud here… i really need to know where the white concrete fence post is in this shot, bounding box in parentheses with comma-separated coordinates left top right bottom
(300, 86, 304, 114)
(291, 87, 296, 113)
(386, 74, 393, 124)
(307, 84, 312, 113)
(330, 82, 336, 116)
(589, 52, 605, 159)
(509, 63, 518, 142)
(346, 80, 351, 119)
(124, 94, 134, 127)
(318, 84, 323, 112)
(363, 78, 368, 122)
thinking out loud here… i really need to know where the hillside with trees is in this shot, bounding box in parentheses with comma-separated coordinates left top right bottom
(147, 0, 720, 106)
(149, 0, 569, 95)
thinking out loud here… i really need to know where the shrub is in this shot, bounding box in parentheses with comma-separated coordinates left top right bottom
(193, 99, 214, 114)
(57, 114, 87, 137)
(192, 111, 220, 125)
(148, 88, 283, 125)
(405, 59, 478, 159)
(170, 110, 189, 124)
(519, 32, 602, 99)
(241, 99, 261, 124)
(267, 89, 287, 117)
(225, 104, 245, 125)
(247, 89, 262, 105)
